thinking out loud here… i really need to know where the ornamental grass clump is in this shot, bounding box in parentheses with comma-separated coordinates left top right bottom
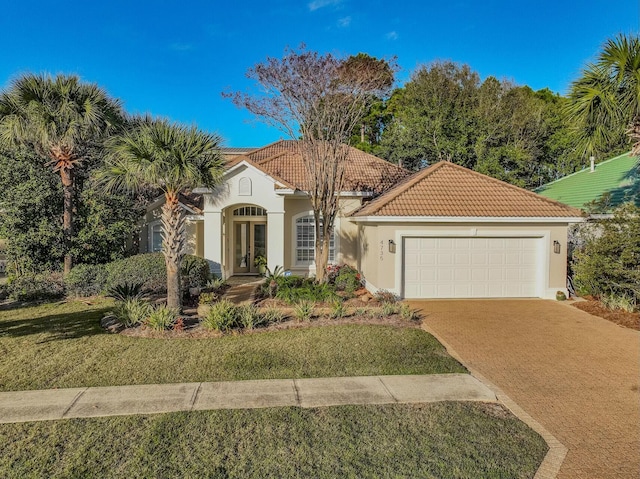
(145, 305, 179, 331)
(294, 300, 315, 322)
(111, 298, 153, 328)
(202, 300, 240, 332)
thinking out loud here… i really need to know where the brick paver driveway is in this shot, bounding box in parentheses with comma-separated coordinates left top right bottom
(409, 299, 640, 479)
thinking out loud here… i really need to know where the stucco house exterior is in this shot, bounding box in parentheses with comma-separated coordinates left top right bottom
(140, 140, 583, 299)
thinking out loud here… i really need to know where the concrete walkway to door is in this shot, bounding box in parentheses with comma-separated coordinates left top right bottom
(409, 299, 640, 479)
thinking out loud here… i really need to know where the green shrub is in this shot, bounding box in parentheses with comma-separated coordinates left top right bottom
(106, 253, 210, 293)
(145, 305, 179, 331)
(106, 282, 145, 301)
(294, 300, 314, 321)
(110, 299, 153, 328)
(202, 300, 239, 332)
(8, 272, 65, 302)
(573, 204, 640, 307)
(198, 292, 219, 305)
(182, 255, 211, 289)
(65, 264, 108, 297)
(275, 276, 337, 304)
(330, 300, 346, 319)
(374, 290, 398, 304)
(329, 265, 362, 294)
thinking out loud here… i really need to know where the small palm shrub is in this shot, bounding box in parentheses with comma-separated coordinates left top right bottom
(202, 300, 240, 332)
(181, 255, 211, 289)
(275, 277, 337, 304)
(294, 300, 314, 321)
(145, 305, 179, 331)
(111, 299, 153, 328)
(106, 282, 145, 301)
(65, 264, 108, 297)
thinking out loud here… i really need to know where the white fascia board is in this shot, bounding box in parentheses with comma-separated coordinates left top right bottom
(185, 215, 204, 221)
(193, 160, 289, 193)
(276, 190, 376, 197)
(349, 215, 585, 224)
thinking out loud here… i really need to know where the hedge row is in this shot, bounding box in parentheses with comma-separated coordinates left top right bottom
(5, 253, 211, 300)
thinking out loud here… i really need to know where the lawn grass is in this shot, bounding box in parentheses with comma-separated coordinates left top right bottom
(0, 299, 465, 391)
(0, 403, 547, 478)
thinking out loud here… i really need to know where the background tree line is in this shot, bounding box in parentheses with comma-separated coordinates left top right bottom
(351, 60, 632, 188)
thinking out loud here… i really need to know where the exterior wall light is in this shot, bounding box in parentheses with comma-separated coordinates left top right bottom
(388, 239, 396, 253)
(553, 240, 561, 254)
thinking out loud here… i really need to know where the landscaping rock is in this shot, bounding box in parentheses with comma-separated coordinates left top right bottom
(360, 295, 370, 303)
(100, 316, 124, 334)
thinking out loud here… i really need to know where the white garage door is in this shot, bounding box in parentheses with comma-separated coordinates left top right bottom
(403, 237, 541, 298)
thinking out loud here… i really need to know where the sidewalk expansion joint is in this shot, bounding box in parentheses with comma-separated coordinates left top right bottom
(61, 388, 88, 418)
(189, 383, 203, 411)
(292, 379, 301, 407)
(376, 376, 398, 403)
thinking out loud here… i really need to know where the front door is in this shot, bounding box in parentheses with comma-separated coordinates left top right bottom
(233, 221, 267, 274)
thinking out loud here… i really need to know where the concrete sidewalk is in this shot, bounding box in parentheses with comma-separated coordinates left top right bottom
(0, 373, 495, 424)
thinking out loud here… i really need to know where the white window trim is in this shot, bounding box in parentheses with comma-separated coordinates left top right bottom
(291, 211, 340, 269)
(148, 220, 163, 253)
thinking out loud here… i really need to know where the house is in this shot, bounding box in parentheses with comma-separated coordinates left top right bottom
(535, 152, 639, 214)
(140, 140, 583, 299)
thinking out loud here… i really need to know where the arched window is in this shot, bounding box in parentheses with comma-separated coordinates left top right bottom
(296, 216, 335, 265)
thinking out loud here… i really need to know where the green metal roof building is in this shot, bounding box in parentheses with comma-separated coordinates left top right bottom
(536, 152, 639, 213)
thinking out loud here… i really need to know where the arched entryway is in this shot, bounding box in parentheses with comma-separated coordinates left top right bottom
(229, 204, 267, 275)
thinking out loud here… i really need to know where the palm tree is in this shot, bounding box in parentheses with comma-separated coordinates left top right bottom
(567, 34, 640, 157)
(99, 116, 224, 310)
(0, 73, 123, 273)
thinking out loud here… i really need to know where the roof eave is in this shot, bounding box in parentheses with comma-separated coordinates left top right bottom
(349, 215, 586, 223)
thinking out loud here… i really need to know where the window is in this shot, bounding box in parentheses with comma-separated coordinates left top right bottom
(233, 206, 267, 216)
(150, 223, 163, 252)
(238, 177, 252, 196)
(296, 216, 335, 265)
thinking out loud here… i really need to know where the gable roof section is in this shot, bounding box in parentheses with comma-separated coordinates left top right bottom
(535, 152, 639, 211)
(226, 140, 410, 194)
(352, 161, 583, 218)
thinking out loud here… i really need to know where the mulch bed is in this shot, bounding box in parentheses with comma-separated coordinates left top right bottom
(572, 300, 640, 331)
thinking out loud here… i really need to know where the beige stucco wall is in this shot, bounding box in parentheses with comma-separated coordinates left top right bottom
(138, 203, 203, 257)
(283, 196, 362, 274)
(355, 221, 569, 299)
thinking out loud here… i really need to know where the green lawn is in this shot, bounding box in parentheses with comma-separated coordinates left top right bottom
(0, 403, 547, 479)
(0, 299, 465, 391)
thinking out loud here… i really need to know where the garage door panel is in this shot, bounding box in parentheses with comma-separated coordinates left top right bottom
(404, 236, 540, 299)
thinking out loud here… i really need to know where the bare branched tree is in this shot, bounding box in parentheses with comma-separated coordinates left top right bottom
(226, 47, 395, 281)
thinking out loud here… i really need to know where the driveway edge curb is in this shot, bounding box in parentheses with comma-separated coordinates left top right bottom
(420, 322, 567, 479)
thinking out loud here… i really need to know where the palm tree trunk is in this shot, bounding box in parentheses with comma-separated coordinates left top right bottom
(60, 168, 74, 274)
(162, 192, 185, 310)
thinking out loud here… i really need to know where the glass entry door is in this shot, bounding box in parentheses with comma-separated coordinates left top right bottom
(233, 221, 267, 274)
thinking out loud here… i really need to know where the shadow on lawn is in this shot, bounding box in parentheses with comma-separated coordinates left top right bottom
(0, 304, 111, 342)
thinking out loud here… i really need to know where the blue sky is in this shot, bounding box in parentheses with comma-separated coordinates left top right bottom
(1, 0, 637, 146)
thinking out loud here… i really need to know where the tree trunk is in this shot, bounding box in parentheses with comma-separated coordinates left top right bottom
(314, 222, 331, 283)
(162, 192, 186, 311)
(60, 168, 74, 274)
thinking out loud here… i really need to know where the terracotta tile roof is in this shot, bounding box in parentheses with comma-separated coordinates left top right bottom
(226, 140, 410, 194)
(352, 161, 584, 218)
